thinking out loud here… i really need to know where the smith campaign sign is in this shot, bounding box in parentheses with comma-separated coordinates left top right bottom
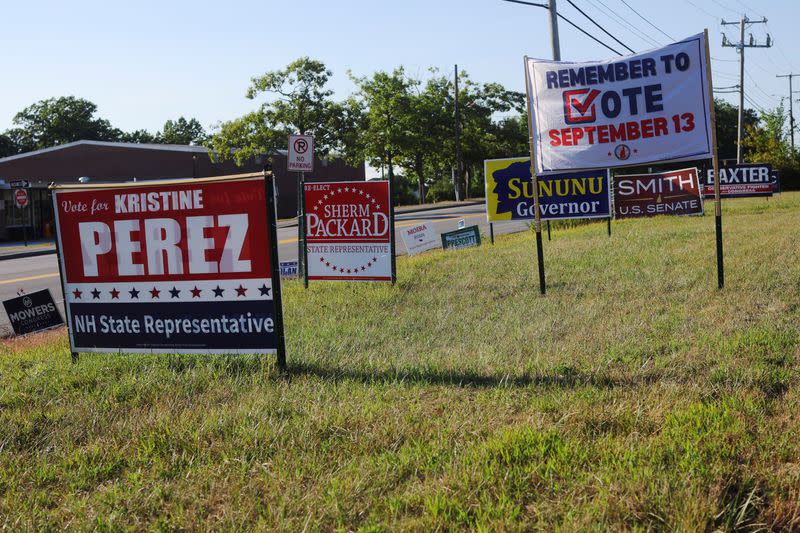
(614, 167, 704, 219)
(703, 163, 773, 198)
(485, 157, 611, 221)
(304, 180, 392, 281)
(51, 176, 281, 354)
(525, 33, 713, 174)
(3, 289, 63, 336)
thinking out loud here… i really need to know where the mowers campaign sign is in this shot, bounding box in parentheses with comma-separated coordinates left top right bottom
(52, 176, 281, 354)
(484, 157, 610, 221)
(3, 289, 63, 336)
(304, 180, 392, 281)
(525, 33, 713, 174)
(614, 167, 704, 219)
(702, 163, 773, 198)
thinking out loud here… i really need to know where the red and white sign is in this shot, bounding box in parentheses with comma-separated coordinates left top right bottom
(14, 188, 28, 209)
(304, 180, 392, 281)
(614, 167, 704, 219)
(52, 177, 281, 354)
(400, 222, 439, 256)
(525, 33, 713, 174)
(288, 134, 314, 172)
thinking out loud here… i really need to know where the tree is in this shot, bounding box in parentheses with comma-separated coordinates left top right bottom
(714, 98, 758, 161)
(161, 117, 206, 145)
(118, 129, 160, 144)
(0, 133, 18, 157)
(9, 96, 121, 151)
(208, 58, 341, 164)
(740, 104, 800, 181)
(349, 67, 415, 203)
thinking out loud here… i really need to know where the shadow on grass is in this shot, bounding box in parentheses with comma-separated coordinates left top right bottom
(286, 360, 644, 390)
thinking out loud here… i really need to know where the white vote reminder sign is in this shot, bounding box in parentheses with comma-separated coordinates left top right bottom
(525, 33, 713, 174)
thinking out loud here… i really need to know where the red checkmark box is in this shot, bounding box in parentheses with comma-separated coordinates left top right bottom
(564, 88, 601, 124)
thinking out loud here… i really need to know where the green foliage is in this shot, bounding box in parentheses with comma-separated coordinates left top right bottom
(714, 98, 758, 161)
(741, 104, 800, 185)
(209, 57, 343, 164)
(8, 96, 121, 151)
(160, 117, 206, 145)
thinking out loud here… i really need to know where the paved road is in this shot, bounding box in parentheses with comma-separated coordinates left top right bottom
(0, 203, 530, 333)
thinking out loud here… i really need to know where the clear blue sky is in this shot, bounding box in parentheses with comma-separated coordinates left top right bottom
(1, 0, 797, 134)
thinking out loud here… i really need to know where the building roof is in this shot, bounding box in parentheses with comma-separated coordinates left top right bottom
(0, 140, 209, 164)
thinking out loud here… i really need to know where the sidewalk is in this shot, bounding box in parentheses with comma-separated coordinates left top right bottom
(0, 239, 57, 261)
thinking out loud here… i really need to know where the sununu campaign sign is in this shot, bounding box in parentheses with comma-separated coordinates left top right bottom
(525, 33, 713, 173)
(52, 177, 280, 354)
(702, 163, 773, 198)
(614, 167, 704, 219)
(304, 180, 392, 282)
(484, 157, 610, 221)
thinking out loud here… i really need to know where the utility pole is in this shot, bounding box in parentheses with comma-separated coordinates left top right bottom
(722, 16, 771, 163)
(776, 74, 799, 151)
(454, 64, 462, 201)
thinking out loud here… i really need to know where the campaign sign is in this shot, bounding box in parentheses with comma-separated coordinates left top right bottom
(52, 177, 279, 354)
(304, 180, 392, 281)
(525, 33, 713, 174)
(400, 222, 439, 256)
(614, 167, 704, 219)
(279, 261, 299, 278)
(702, 164, 773, 198)
(3, 289, 63, 336)
(441, 226, 481, 250)
(485, 157, 611, 221)
(772, 170, 781, 194)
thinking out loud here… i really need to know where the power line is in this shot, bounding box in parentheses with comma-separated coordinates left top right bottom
(501, 0, 624, 56)
(583, 0, 662, 48)
(563, 0, 635, 53)
(710, 0, 740, 15)
(617, 0, 675, 41)
(683, 0, 722, 20)
(556, 11, 623, 55)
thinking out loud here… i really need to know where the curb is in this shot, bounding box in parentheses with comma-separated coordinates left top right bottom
(0, 248, 57, 261)
(278, 200, 485, 228)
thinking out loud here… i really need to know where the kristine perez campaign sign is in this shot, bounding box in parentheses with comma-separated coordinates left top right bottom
(484, 157, 610, 221)
(52, 176, 280, 354)
(525, 34, 713, 174)
(304, 180, 392, 281)
(614, 167, 704, 219)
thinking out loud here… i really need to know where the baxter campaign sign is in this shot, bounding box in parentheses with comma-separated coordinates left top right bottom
(52, 176, 281, 354)
(441, 226, 481, 250)
(304, 180, 392, 281)
(3, 289, 64, 336)
(484, 157, 611, 221)
(703, 163, 773, 198)
(614, 167, 704, 219)
(525, 33, 713, 174)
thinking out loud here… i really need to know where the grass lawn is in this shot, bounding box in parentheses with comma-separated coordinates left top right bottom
(1, 193, 799, 531)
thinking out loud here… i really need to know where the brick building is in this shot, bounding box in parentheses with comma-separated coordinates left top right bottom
(0, 140, 364, 241)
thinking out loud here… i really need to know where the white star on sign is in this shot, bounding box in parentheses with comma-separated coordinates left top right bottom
(344, 187, 350, 192)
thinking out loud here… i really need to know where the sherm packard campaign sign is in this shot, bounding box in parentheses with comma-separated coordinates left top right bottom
(2, 289, 64, 336)
(614, 167, 704, 219)
(702, 163, 773, 198)
(484, 157, 611, 221)
(525, 33, 713, 174)
(51, 175, 281, 354)
(304, 180, 392, 281)
(441, 226, 481, 250)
